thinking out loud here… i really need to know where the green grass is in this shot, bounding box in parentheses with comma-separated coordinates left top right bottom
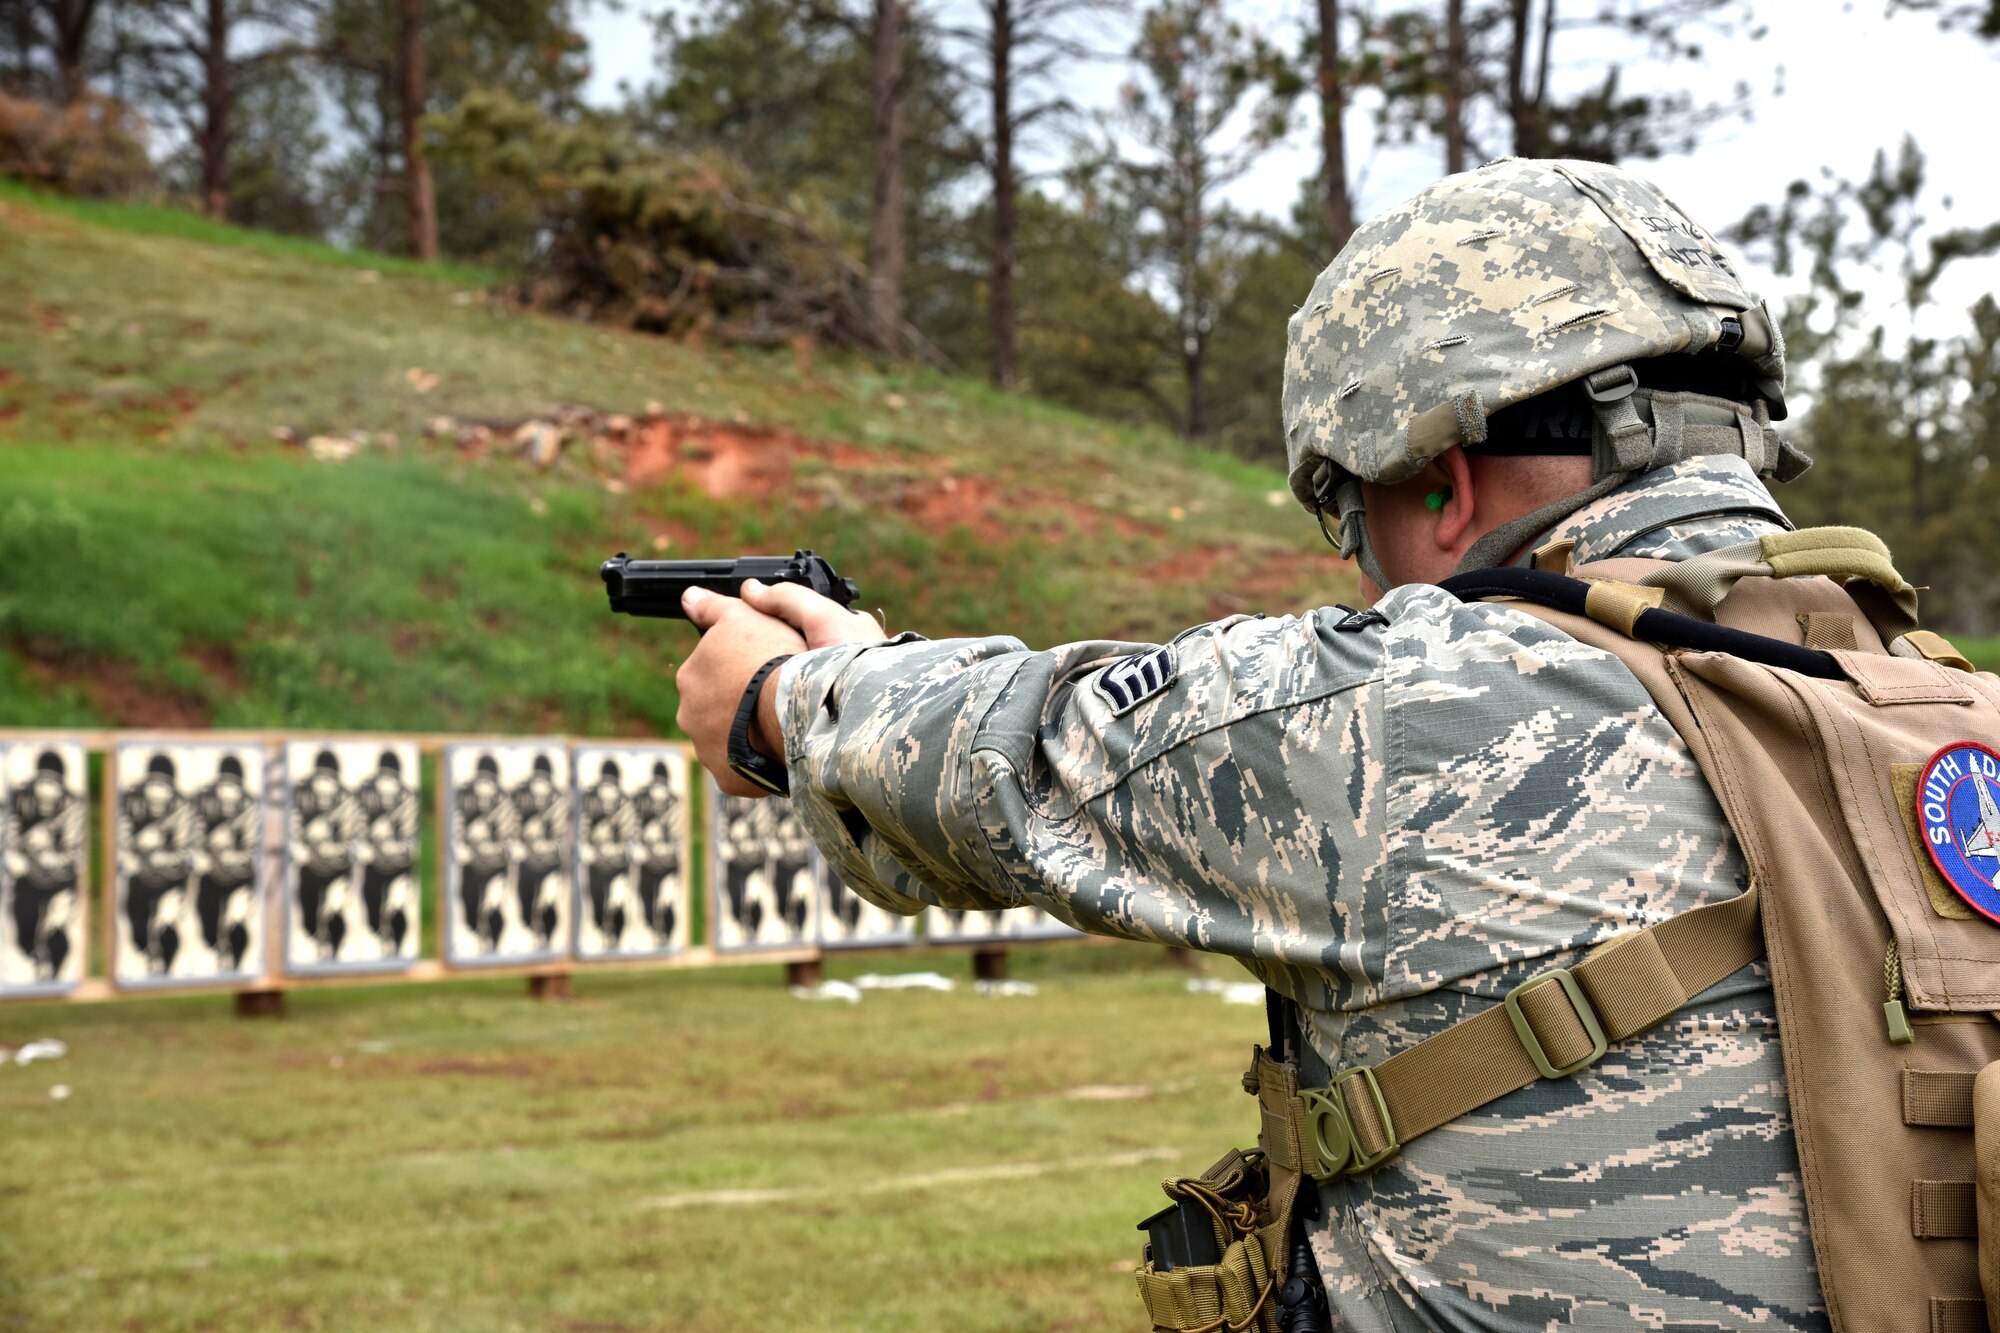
(0, 178, 497, 285)
(0, 943, 1266, 1332)
(0, 184, 1345, 733)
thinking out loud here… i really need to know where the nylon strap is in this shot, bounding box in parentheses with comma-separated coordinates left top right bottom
(1339, 885, 1763, 1161)
(1899, 630, 1976, 673)
(1904, 1069, 1979, 1128)
(1930, 1298, 1990, 1333)
(1639, 527, 1920, 645)
(1910, 1180, 1979, 1238)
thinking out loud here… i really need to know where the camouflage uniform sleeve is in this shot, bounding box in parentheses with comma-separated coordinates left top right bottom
(778, 614, 1388, 990)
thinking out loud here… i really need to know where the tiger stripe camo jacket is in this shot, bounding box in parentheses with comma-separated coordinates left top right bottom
(776, 455, 1827, 1332)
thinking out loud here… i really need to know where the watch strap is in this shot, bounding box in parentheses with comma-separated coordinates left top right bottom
(727, 654, 794, 796)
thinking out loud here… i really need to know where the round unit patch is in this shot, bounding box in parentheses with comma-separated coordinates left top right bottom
(1915, 741, 2000, 925)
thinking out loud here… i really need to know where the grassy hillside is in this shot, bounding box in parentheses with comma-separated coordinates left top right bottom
(0, 181, 1343, 734)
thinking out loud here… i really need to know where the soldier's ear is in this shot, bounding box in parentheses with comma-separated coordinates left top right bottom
(1428, 447, 1478, 553)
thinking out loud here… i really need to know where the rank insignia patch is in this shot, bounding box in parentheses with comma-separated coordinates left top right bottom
(1915, 741, 2000, 925)
(1095, 646, 1176, 716)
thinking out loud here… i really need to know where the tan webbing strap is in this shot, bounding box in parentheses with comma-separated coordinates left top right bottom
(1638, 526, 1921, 645)
(1340, 886, 1763, 1161)
(1900, 629, 1977, 673)
(1905, 1069, 1980, 1128)
(1912, 1179, 1980, 1238)
(1930, 1297, 1990, 1333)
(1582, 580, 1666, 636)
(1798, 611, 1859, 652)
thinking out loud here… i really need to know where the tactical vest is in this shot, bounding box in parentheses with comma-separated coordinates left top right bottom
(1135, 528, 2000, 1333)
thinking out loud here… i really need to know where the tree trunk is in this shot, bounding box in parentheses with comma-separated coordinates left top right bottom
(1313, 0, 1352, 250)
(1506, 0, 1533, 155)
(868, 0, 906, 353)
(397, 0, 437, 261)
(53, 0, 96, 103)
(987, 0, 1016, 388)
(1184, 328, 1206, 440)
(9, 3, 37, 94)
(1444, 0, 1467, 173)
(199, 0, 230, 219)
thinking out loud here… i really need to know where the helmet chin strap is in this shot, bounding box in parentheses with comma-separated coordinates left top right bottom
(1316, 474, 1396, 595)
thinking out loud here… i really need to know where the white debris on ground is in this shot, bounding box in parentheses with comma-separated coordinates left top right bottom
(48, 1084, 70, 1101)
(974, 979, 1038, 998)
(1, 1038, 68, 1066)
(1185, 978, 1265, 1006)
(854, 972, 955, 992)
(790, 980, 863, 1004)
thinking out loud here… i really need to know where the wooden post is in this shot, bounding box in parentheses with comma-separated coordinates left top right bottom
(234, 988, 285, 1018)
(527, 973, 572, 1000)
(972, 945, 1008, 982)
(785, 958, 823, 988)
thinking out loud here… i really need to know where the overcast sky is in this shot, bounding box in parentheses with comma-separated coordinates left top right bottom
(579, 0, 2000, 319)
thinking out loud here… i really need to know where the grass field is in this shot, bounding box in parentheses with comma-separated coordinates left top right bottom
(0, 943, 1264, 1332)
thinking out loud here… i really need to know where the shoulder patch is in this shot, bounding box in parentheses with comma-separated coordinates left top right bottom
(1915, 741, 2000, 925)
(1094, 646, 1176, 716)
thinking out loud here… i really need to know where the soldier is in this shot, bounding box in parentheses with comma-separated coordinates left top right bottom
(632, 760, 681, 947)
(456, 753, 514, 953)
(121, 752, 193, 976)
(675, 159, 1828, 1328)
(193, 752, 258, 972)
(5, 750, 83, 983)
(354, 749, 415, 956)
(581, 758, 636, 947)
(511, 752, 566, 950)
(294, 749, 355, 962)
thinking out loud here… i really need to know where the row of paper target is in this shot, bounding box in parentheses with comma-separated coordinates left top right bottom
(0, 735, 1077, 1000)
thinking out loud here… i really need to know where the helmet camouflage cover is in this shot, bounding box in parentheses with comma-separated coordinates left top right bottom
(1283, 157, 1791, 515)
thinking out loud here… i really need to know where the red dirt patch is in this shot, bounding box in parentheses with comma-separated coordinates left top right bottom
(187, 642, 244, 696)
(19, 643, 210, 728)
(639, 513, 701, 554)
(894, 474, 1007, 545)
(622, 414, 799, 499)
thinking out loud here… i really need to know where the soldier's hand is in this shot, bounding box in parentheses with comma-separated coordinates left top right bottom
(677, 586, 808, 798)
(740, 578, 887, 650)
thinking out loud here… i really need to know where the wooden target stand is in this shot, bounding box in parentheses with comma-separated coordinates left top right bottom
(0, 728, 1103, 1016)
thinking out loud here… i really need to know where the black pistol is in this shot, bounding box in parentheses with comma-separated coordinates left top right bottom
(600, 550, 861, 622)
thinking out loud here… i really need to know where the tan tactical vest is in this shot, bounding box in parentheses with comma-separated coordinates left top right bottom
(1137, 528, 2000, 1333)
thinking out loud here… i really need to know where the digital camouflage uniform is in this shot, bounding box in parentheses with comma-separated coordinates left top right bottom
(777, 453, 1825, 1331)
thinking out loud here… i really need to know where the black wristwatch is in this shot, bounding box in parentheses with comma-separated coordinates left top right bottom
(728, 654, 794, 796)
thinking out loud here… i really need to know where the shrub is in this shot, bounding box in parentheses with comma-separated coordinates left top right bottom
(428, 91, 885, 351)
(0, 93, 154, 200)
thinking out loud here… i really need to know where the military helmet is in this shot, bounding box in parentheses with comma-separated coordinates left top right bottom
(1283, 158, 1807, 584)
(35, 750, 64, 779)
(219, 754, 245, 780)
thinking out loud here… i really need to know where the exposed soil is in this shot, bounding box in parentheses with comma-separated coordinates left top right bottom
(622, 414, 799, 498)
(20, 642, 210, 728)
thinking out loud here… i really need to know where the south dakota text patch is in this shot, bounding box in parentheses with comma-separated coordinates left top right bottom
(1094, 646, 1176, 716)
(1915, 741, 2000, 925)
